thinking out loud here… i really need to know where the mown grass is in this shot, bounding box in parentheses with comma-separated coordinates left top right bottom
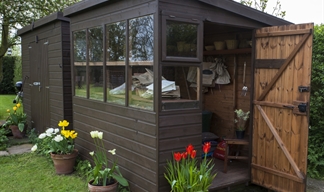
(0, 94, 16, 120)
(0, 152, 88, 192)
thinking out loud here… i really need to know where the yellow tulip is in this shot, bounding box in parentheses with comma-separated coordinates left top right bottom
(58, 120, 69, 130)
(6, 109, 10, 113)
(16, 103, 21, 108)
(13, 106, 17, 111)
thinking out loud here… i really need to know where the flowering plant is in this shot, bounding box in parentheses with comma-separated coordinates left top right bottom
(31, 120, 77, 155)
(164, 143, 217, 192)
(88, 130, 129, 188)
(234, 109, 250, 131)
(2, 102, 27, 132)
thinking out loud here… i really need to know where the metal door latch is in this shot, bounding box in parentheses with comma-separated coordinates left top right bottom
(298, 103, 307, 113)
(298, 86, 310, 93)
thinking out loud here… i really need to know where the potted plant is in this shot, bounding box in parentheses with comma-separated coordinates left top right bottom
(2, 102, 27, 138)
(234, 109, 250, 139)
(164, 143, 217, 192)
(87, 130, 129, 192)
(31, 120, 78, 174)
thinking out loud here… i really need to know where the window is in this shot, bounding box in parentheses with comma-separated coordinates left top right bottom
(72, 15, 154, 111)
(128, 15, 154, 110)
(106, 21, 126, 105)
(89, 26, 104, 101)
(73, 30, 87, 98)
(162, 13, 202, 62)
(161, 66, 200, 110)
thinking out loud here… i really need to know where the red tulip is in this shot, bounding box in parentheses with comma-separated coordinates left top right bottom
(186, 144, 194, 155)
(190, 150, 197, 159)
(174, 152, 182, 162)
(181, 152, 188, 159)
(203, 142, 211, 154)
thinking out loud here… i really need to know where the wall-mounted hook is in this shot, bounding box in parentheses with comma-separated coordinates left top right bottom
(44, 40, 49, 45)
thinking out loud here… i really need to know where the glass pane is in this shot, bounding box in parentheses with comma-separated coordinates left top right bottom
(89, 26, 104, 101)
(161, 66, 199, 110)
(106, 21, 126, 105)
(129, 15, 154, 111)
(73, 30, 87, 98)
(166, 21, 197, 58)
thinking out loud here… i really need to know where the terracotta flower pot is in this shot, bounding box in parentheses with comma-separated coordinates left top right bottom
(50, 149, 78, 174)
(88, 180, 118, 192)
(9, 125, 24, 139)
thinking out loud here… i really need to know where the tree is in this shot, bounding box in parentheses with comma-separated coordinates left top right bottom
(240, 0, 286, 18)
(0, 0, 81, 83)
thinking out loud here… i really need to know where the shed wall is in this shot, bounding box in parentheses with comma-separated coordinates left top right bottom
(67, 1, 159, 191)
(20, 18, 72, 133)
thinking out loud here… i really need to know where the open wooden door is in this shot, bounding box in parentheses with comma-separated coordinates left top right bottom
(251, 23, 313, 192)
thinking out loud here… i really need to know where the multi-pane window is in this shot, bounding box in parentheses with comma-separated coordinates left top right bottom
(73, 30, 87, 98)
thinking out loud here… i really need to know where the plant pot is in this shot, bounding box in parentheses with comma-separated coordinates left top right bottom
(88, 180, 118, 192)
(9, 125, 24, 139)
(50, 149, 78, 174)
(236, 130, 245, 139)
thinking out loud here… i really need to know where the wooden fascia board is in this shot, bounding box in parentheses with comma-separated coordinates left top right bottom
(17, 12, 69, 36)
(63, 0, 109, 17)
(198, 0, 292, 26)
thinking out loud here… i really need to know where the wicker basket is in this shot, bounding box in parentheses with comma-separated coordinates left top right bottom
(213, 41, 226, 50)
(225, 40, 238, 49)
(205, 45, 215, 51)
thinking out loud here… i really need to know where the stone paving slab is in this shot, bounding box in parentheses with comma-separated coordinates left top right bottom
(6, 143, 33, 155)
(0, 151, 9, 156)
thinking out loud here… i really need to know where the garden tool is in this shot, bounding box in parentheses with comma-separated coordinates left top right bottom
(241, 62, 248, 96)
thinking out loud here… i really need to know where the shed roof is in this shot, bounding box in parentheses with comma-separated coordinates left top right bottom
(63, 0, 291, 26)
(17, 12, 69, 36)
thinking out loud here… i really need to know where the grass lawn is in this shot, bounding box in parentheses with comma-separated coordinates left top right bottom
(0, 152, 88, 192)
(0, 94, 16, 120)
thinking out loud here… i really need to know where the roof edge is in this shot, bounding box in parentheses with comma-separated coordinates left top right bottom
(199, 0, 292, 26)
(17, 12, 69, 36)
(63, 0, 109, 17)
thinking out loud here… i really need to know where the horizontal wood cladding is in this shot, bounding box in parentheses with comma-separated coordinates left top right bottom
(73, 98, 156, 125)
(159, 112, 201, 127)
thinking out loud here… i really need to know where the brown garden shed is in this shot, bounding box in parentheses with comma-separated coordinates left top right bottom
(17, 12, 73, 134)
(19, 0, 313, 191)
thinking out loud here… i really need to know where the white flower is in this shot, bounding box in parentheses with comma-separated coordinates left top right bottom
(54, 128, 60, 134)
(89, 151, 94, 156)
(53, 135, 63, 142)
(31, 145, 37, 152)
(98, 132, 103, 139)
(38, 133, 46, 139)
(90, 131, 99, 138)
(108, 149, 116, 155)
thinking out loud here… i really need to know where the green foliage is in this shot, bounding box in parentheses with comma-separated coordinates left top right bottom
(0, 56, 16, 94)
(2, 102, 26, 132)
(308, 24, 324, 179)
(0, 94, 15, 120)
(0, 127, 9, 150)
(240, 0, 286, 18)
(13, 56, 22, 84)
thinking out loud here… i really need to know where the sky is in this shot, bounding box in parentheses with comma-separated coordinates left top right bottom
(234, 0, 324, 25)
(258, 0, 324, 25)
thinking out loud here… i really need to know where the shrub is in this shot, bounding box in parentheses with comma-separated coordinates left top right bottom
(0, 56, 17, 94)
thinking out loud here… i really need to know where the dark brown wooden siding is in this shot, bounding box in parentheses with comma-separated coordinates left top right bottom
(18, 12, 72, 133)
(66, 1, 158, 191)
